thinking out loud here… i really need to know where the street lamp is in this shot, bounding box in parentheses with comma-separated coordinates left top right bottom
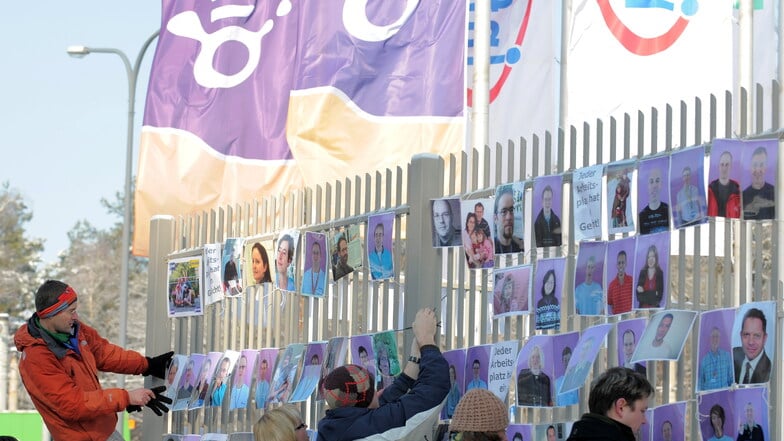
(66, 31, 160, 393)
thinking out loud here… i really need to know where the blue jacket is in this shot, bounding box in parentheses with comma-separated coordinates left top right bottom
(317, 345, 449, 441)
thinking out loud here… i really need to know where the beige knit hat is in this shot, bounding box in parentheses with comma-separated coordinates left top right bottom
(449, 388, 509, 432)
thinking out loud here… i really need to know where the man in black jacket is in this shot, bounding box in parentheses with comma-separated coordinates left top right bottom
(566, 367, 653, 441)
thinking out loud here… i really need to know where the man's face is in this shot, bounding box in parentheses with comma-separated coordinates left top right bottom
(496, 193, 515, 239)
(623, 332, 636, 360)
(617, 397, 649, 433)
(584, 260, 595, 283)
(374, 225, 384, 249)
(338, 239, 349, 264)
(648, 169, 662, 202)
(751, 151, 767, 188)
(562, 351, 571, 367)
(235, 357, 247, 385)
(661, 422, 672, 441)
(47, 301, 79, 334)
(472, 361, 480, 379)
(433, 200, 452, 239)
(475, 204, 484, 221)
(260, 360, 269, 381)
(276, 241, 290, 272)
(656, 317, 673, 340)
(546, 427, 556, 441)
(616, 253, 627, 277)
(741, 317, 767, 361)
(710, 329, 721, 352)
(216, 360, 229, 381)
(311, 243, 321, 267)
(681, 168, 691, 186)
(529, 350, 541, 371)
(719, 152, 732, 181)
(542, 190, 553, 211)
(183, 364, 194, 383)
(167, 363, 179, 384)
(746, 404, 754, 425)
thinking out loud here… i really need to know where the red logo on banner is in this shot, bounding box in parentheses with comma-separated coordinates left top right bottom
(467, 0, 534, 106)
(596, 0, 692, 56)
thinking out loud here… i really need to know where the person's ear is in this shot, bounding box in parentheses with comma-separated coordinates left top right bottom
(613, 397, 628, 418)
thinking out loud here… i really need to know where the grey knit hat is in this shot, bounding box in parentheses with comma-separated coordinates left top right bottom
(449, 388, 509, 432)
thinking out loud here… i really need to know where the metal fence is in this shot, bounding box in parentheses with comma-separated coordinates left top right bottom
(144, 82, 783, 440)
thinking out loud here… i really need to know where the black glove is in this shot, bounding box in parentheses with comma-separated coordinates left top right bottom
(127, 386, 173, 416)
(144, 351, 174, 379)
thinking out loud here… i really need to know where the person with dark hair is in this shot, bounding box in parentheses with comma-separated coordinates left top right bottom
(317, 308, 449, 441)
(536, 269, 560, 330)
(333, 235, 354, 280)
(636, 245, 664, 308)
(224, 254, 239, 293)
(275, 234, 296, 290)
(466, 359, 488, 390)
(607, 250, 633, 315)
(210, 357, 231, 406)
(611, 172, 630, 228)
(369, 223, 394, 279)
(546, 425, 557, 441)
(449, 388, 509, 441)
(707, 404, 732, 441)
(708, 151, 741, 218)
(737, 402, 764, 441)
(647, 313, 675, 359)
(621, 329, 646, 375)
(14, 280, 173, 441)
(474, 202, 492, 239)
(512, 432, 524, 441)
(445, 364, 462, 418)
(733, 308, 771, 384)
(494, 185, 524, 254)
(742, 146, 775, 220)
(301, 240, 326, 295)
(661, 420, 673, 441)
(255, 358, 271, 409)
(699, 327, 732, 391)
(555, 346, 579, 406)
(566, 367, 654, 441)
(432, 199, 461, 247)
(534, 185, 562, 247)
(251, 242, 272, 284)
(230, 354, 250, 409)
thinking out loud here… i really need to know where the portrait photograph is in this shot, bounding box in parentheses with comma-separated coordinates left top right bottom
(730, 301, 775, 385)
(163, 354, 188, 401)
(606, 159, 636, 234)
(268, 343, 304, 405)
(506, 424, 533, 441)
(254, 348, 279, 410)
(616, 318, 647, 376)
(573, 240, 607, 316)
(532, 174, 564, 249)
(367, 212, 395, 280)
(442, 348, 467, 420)
(492, 264, 532, 317)
(697, 387, 735, 441)
(228, 349, 258, 410)
(188, 351, 222, 410)
(560, 324, 612, 394)
(300, 232, 328, 297)
(350, 334, 376, 378)
(740, 138, 777, 221)
(464, 344, 492, 392)
(633, 231, 670, 310)
(534, 422, 572, 441)
(243, 236, 273, 287)
(696, 307, 736, 392)
(732, 387, 769, 441)
(552, 332, 580, 407)
(637, 155, 671, 235)
(318, 336, 349, 399)
(669, 146, 708, 228)
(493, 182, 526, 255)
(274, 229, 300, 291)
(172, 353, 204, 411)
(303, 341, 327, 369)
(534, 257, 565, 331)
(650, 401, 686, 441)
(289, 363, 321, 403)
(167, 256, 203, 318)
(372, 331, 401, 389)
(605, 236, 637, 316)
(221, 237, 244, 296)
(430, 197, 463, 247)
(330, 228, 355, 281)
(631, 309, 697, 362)
(460, 198, 496, 269)
(515, 335, 554, 407)
(207, 350, 240, 408)
(707, 139, 743, 219)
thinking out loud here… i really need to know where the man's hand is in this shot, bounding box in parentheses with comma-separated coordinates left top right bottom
(144, 351, 174, 379)
(128, 388, 155, 406)
(412, 308, 437, 347)
(127, 386, 172, 416)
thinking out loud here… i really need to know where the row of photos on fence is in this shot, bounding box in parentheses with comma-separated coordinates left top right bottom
(165, 138, 777, 320)
(161, 300, 773, 441)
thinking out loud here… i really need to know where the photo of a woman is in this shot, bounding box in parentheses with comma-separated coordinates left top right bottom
(251, 242, 272, 284)
(708, 404, 732, 441)
(636, 244, 664, 308)
(536, 268, 560, 330)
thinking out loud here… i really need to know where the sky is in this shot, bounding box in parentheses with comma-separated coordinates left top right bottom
(1, 2, 161, 264)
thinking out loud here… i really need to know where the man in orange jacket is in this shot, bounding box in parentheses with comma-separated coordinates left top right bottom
(14, 280, 173, 441)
